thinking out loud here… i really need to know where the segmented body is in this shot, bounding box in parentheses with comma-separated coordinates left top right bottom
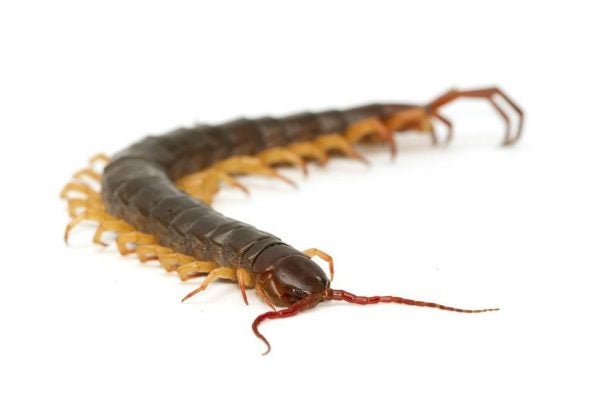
(62, 87, 524, 354)
(102, 104, 411, 275)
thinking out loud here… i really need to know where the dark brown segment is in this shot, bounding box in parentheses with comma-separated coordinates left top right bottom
(281, 112, 321, 142)
(125, 184, 179, 232)
(220, 118, 264, 156)
(251, 243, 303, 273)
(222, 226, 273, 268)
(254, 117, 288, 148)
(111, 136, 179, 168)
(148, 195, 200, 248)
(342, 104, 384, 124)
(314, 110, 348, 133)
(243, 237, 286, 270)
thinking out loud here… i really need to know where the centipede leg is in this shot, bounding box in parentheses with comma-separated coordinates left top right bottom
(176, 260, 217, 281)
(67, 197, 105, 217)
(177, 170, 249, 205)
(215, 156, 297, 188)
(345, 118, 396, 158)
(303, 248, 334, 282)
(64, 210, 116, 243)
(313, 134, 369, 165)
(428, 87, 524, 145)
(237, 268, 250, 305)
(181, 267, 253, 303)
(73, 168, 102, 182)
(135, 245, 173, 263)
(60, 182, 100, 200)
(288, 142, 329, 166)
(157, 252, 196, 272)
(115, 231, 157, 255)
(258, 147, 308, 176)
(93, 220, 134, 246)
(89, 153, 110, 165)
(432, 111, 453, 146)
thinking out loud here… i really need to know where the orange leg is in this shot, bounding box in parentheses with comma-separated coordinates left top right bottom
(89, 153, 110, 165)
(288, 142, 329, 166)
(428, 87, 525, 145)
(303, 248, 334, 282)
(384, 107, 438, 145)
(92, 220, 134, 246)
(177, 169, 249, 205)
(258, 147, 308, 176)
(67, 197, 105, 217)
(60, 182, 100, 200)
(181, 267, 253, 304)
(345, 118, 396, 158)
(313, 134, 369, 165)
(176, 260, 217, 281)
(157, 252, 196, 272)
(64, 210, 116, 243)
(73, 168, 102, 182)
(135, 244, 173, 263)
(115, 231, 156, 255)
(215, 156, 297, 188)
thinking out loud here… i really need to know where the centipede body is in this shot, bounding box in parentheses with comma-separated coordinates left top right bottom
(62, 87, 523, 354)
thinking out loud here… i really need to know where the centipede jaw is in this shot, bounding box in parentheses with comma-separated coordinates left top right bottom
(252, 288, 499, 355)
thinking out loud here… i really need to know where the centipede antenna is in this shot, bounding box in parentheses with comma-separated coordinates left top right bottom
(252, 296, 321, 355)
(323, 289, 499, 313)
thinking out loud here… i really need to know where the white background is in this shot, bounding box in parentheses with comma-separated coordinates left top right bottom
(1, 1, 599, 399)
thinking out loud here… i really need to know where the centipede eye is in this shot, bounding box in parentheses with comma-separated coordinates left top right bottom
(291, 287, 306, 299)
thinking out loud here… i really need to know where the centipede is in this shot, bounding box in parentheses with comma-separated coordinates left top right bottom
(61, 87, 524, 354)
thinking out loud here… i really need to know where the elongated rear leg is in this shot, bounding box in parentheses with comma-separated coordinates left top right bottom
(427, 87, 524, 145)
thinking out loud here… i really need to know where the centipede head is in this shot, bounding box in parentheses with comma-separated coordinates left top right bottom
(255, 255, 330, 308)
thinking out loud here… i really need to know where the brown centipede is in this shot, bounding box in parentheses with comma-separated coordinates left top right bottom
(61, 87, 524, 354)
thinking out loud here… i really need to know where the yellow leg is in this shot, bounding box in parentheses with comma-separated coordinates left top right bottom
(345, 117, 396, 158)
(177, 170, 249, 205)
(303, 248, 335, 282)
(60, 181, 100, 200)
(177, 260, 217, 281)
(116, 231, 156, 255)
(157, 252, 196, 272)
(89, 153, 110, 165)
(67, 197, 105, 217)
(135, 244, 173, 263)
(93, 220, 134, 246)
(64, 210, 116, 243)
(313, 134, 369, 164)
(181, 267, 237, 302)
(181, 267, 254, 304)
(258, 147, 308, 176)
(73, 168, 102, 182)
(215, 156, 296, 188)
(288, 142, 329, 166)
